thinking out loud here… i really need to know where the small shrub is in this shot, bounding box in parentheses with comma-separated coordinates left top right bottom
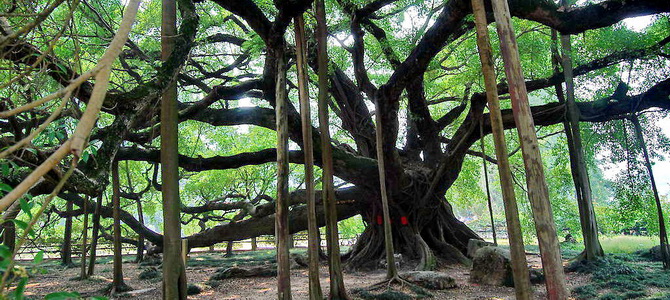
(138, 267, 160, 280)
(187, 283, 203, 295)
(572, 284, 598, 299)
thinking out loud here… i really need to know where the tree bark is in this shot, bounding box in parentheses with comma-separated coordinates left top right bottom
(1, 202, 20, 253)
(553, 27, 604, 260)
(294, 13, 323, 299)
(470, 0, 532, 298)
(62, 200, 74, 267)
(161, 0, 187, 297)
(374, 97, 398, 280)
(135, 199, 145, 263)
(480, 120, 497, 246)
(80, 196, 89, 279)
(226, 241, 234, 257)
(112, 160, 129, 293)
(275, 41, 292, 300)
(630, 115, 670, 269)
(490, 0, 568, 298)
(87, 195, 102, 276)
(316, 0, 348, 297)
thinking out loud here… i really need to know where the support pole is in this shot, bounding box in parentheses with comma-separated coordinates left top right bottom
(294, 13, 324, 300)
(470, 0, 532, 298)
(161, 0, 187, 297)
(490, 0, 568, 298)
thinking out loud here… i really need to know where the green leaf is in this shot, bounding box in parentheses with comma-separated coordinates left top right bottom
(0, 162, 8, 176)
(10, 220, 34, 238)
(0, 245, 11, 268)
(19, 198, 33, 219)
(33, 250, 44, 264)
(0, 183, 12, 192)
(89, 297, 109, 300)
(0, 244, 11, 258)
(10, 276, 28, 300)
(54, 63, 68, 74)
(44, 291, 81, 300)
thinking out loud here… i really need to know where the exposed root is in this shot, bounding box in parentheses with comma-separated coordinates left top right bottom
(352, 275, 432, 299)
(99, 281, 133, 295)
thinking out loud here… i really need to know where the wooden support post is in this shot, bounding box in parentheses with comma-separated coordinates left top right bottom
(80, 196, 89, 279)
(181, 239, 188, 266)
(470, 0, 532, 298)
(161, 0, 187, 297)
(294, 13, 324, 300)
(489, 0, 568, 298)
(315, 0, 348, 297)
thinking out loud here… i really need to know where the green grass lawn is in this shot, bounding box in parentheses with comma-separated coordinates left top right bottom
(599, 235, 658, 254)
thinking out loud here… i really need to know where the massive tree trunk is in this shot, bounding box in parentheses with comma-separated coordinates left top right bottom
(345, 186, 477, 270)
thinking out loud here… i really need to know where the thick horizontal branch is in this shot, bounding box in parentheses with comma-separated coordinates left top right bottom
(185, 187, 363, 248)
(509, 0, 670, 34)
(116, 147, 304, 171)
(493, 77, 670, 132)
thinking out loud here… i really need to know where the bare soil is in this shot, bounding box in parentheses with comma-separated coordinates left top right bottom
(21, 251, 588, 299)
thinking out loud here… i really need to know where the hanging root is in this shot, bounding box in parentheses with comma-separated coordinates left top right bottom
(352, 275, 432, 299)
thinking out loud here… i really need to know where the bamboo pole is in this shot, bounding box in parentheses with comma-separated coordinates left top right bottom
(470, 0, 532, 298)
(489, 0, 568, 298)
(294, 13, 324, 300)
(161, 0, 187, 297)
(80, 196, 89, 279)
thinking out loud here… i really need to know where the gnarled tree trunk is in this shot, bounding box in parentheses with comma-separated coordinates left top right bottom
(345, 191, 477, 270)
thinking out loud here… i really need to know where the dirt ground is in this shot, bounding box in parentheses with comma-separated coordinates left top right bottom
(20, 251, 588, 299)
